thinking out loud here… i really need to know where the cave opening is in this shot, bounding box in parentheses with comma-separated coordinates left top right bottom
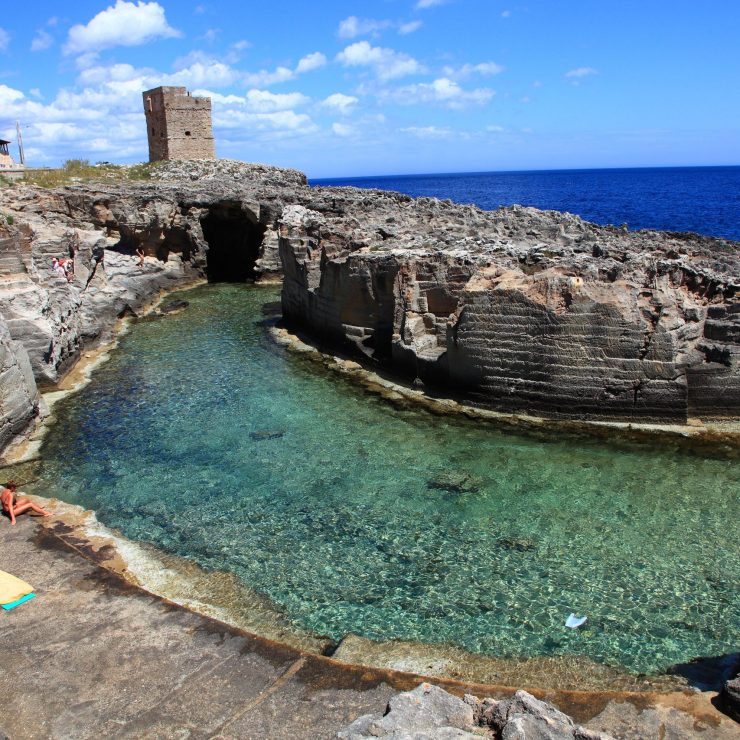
(201, 204, 266, 282)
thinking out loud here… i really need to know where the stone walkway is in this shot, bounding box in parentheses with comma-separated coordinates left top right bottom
(0, 519, 399, 739)
(1, 518, 738, 739)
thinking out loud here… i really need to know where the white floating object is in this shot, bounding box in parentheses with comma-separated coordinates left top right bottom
(565, 613, 587, 629)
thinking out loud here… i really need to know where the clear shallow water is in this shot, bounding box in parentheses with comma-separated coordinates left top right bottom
(36, 285, 739, 675)
(313, 166, 740, 241)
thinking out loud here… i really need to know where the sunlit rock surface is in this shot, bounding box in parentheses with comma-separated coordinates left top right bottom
(0, 158, 738, 454)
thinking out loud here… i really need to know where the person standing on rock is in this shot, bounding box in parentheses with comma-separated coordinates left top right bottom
(1, 481, 51, 525)
(136, 247, 145, 268)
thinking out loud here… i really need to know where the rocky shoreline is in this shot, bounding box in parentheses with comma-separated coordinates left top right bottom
(0, 160, 738, 730)
(1, 158, 738, 458)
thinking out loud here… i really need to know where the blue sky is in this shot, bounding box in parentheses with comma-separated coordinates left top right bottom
(1, 0, 739, 177)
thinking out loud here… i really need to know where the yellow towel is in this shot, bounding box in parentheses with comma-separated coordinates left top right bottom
(0, 569, 34, 605)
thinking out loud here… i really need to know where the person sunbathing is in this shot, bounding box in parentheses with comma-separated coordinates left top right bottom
(1, 481, 51, 525)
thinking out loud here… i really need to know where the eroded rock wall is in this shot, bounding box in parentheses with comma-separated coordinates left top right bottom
(0, 161, 307, 455)
(0, 228, 42, 449)
(0, 159, 738, 452)
(279, 199, 740, 423)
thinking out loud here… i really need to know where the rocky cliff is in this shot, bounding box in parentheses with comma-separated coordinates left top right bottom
(0, 159, 738, 455)
(278, 192, 739, 423)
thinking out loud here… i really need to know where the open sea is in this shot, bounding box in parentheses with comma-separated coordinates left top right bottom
(312, 165, 740, 242)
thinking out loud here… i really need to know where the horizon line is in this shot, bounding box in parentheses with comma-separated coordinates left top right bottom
(310, 163, 740, 182)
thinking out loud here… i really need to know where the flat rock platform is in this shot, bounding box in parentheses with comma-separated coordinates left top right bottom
(1, 518, 738, 739)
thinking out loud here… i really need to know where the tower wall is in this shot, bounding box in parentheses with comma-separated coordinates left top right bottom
(143, 86, 216, 162)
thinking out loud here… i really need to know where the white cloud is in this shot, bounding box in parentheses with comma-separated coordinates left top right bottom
(336, 41, 425, 80)
(30, 88, 43, 99)
(565, 66, 598, 78)
(295, 52, 327, 74)
(501, 10, 512, 18)
(64, 1, 180, 55)
(443, 62, 504, 80)
(31, 30, 54, 52)
(332, 122, 354, 137)
(244, 89, 310, 113)
(486, 125, 505, 132)
(381, 77, 494, 108)
(322, 93, 358, 114)
(0, 28, 10, 52)
(243, 52, 326, 88)
(415, 0, 449, 8)
(0, 84, 24, 106)
(243, 66, 294, 87)
(401, 125, 453, 139)
(232, 40, 251, 51)
(338, 16, 392, 39)
(398, 21, 423, 35)
(216, 108, 317, 140)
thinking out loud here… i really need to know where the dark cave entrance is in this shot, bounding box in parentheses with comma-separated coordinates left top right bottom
(201, 204, 266, 282)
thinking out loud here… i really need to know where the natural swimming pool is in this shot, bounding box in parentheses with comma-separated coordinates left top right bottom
(35, 283, 740, 677)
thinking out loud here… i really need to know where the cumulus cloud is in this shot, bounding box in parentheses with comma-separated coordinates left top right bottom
(336, 41, 424, 80)
(401, 125, 453, 138)
(0, 27, 10, 52)
(295, 52, 327, 74)
(0, 84, 24, 106)
(565, 66, 598, 78)
(380, 77, 494, 108)
(31, 30, 54, 52)
(415, 0, 449, 8)
(398, 21, 423, 35)
(244, 89, 310, 113)
(337, 16, 393, 39)
(215, 108, 317, 140)
(322, 93, 358, 114)
(243, 66, 294, 88)
(244, 51, 326, 87)
(64, 1, 180, 55)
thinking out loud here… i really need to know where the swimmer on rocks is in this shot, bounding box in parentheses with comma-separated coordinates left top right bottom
(1, 481, 50, 525)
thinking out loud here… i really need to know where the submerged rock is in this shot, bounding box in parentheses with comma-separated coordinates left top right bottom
(249, 431, 284, 441)
(158, 299, 189, 314)
(427, 471, 482, 494)
(496, 537, 537, 552)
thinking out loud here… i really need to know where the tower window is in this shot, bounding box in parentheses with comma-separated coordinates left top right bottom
(185, 131, 191, 136)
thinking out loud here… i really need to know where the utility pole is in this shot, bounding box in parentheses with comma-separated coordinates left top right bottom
(15, 121, 25, 165)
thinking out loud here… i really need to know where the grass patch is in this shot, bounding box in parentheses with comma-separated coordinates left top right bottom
(23, 159, 157, 188)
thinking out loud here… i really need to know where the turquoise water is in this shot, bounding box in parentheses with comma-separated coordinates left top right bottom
(36, 284, 739, 675)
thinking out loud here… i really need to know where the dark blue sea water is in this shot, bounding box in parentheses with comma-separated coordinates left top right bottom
(312, 166, 740, 242)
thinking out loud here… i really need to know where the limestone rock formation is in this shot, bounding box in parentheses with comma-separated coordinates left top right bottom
(719, 675, 740, 722)
(278, 195, 740, 423)
(0, 158, 738, 457)
(337, 683, 613, 739)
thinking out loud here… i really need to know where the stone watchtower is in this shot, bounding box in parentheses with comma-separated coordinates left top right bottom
(142, 86, 216, 162)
